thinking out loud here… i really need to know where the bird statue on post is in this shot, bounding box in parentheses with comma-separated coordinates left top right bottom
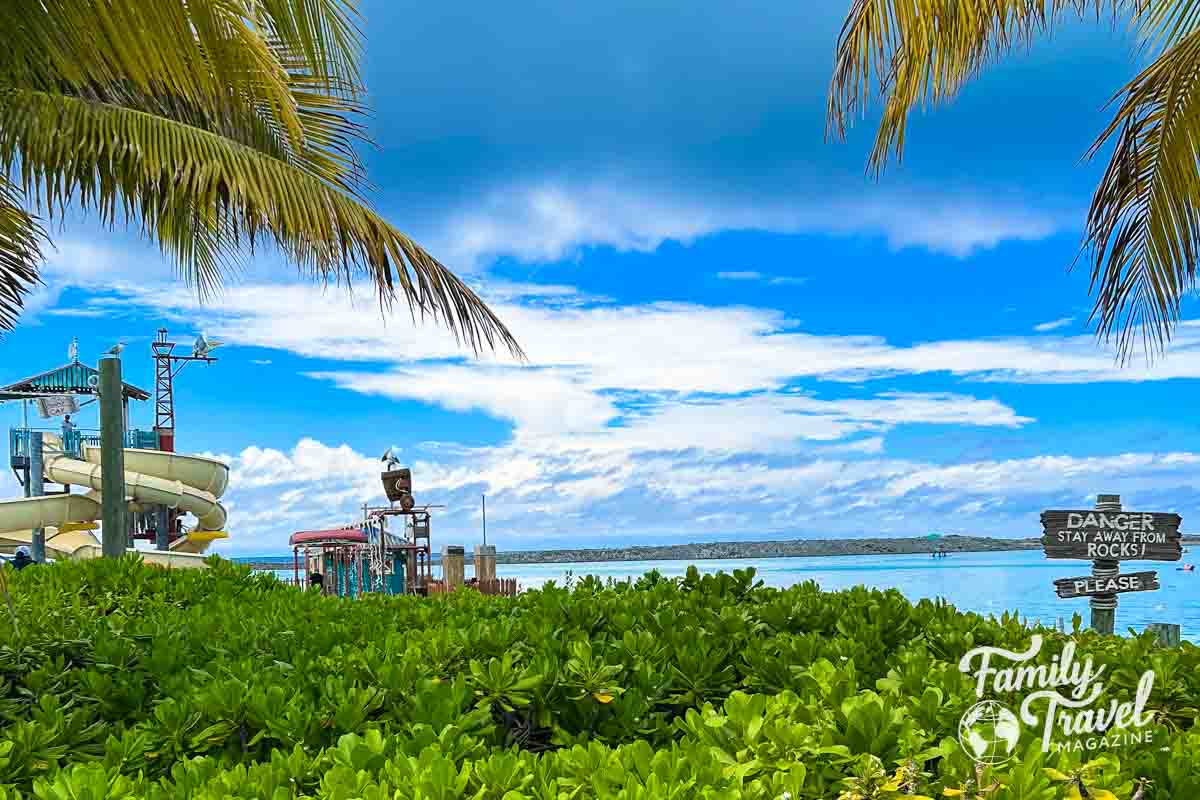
(105, 342, 126, 357)
(380, 449, 413, 510)
(192, 332, 223, 359)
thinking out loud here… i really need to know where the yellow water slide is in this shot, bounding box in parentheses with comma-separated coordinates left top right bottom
(0, 436, 230, 565)
(0, 494, 103, 558)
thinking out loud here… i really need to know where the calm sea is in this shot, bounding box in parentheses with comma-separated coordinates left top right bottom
(249, 549, 1200, 641)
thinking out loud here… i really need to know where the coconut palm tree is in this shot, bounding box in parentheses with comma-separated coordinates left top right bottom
(0, 0, 520, 355)
(828, 1, 1200, 358)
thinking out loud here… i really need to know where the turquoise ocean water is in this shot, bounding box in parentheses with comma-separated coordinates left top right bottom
(253, 549, 1200, 640)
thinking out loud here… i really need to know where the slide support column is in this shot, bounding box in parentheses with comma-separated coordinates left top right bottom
(29, 432, 45, 562)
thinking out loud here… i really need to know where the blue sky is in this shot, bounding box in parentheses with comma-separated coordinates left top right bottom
(2, 2, 1198, 555)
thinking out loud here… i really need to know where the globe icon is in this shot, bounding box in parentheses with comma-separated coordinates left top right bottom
(958, 700, 1021, 765)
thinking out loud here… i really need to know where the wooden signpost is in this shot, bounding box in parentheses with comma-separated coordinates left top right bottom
(1041, 494, 1183, 635)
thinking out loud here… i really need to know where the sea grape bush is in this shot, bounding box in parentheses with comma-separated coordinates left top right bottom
(0, 557, 1196, 798)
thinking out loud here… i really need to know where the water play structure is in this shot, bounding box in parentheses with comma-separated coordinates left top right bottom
(289, 467, 513, 598)
(289, 469, 437, 596)
(0, 333, 229, 567)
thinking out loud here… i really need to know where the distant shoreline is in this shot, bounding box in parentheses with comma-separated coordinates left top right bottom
(243, 534, 1200, 571)
(241, 534, 1061, 570)
(487, 534, 1046, 564)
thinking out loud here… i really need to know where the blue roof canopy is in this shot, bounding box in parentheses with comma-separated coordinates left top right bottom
(0, 361, 150, 402)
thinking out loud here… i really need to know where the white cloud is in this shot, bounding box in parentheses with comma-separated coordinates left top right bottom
(25, 242, 1200, 555)
(116, 275, 1195, 555)
(45, 240, 133, 284)
(308, 369, 1029, 456)
(882, 452, 1200, 498)
(717, 270, 806, 286)
(69, 276, 1197, 492)
(1034, 317, 1075, 332)
(210, 436, 1200, 555)
(124, 280, 1200, 391)
(599, 391, 1027, 454)
(231, 439, 379, 491)
(427, 181, 1068, 268)
(311, 365, 617, 437)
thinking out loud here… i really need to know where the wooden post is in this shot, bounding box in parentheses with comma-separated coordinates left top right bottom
(443, 545, 465, 589)
(99, 357, 127, 559)
(29, 432, 45, 562)
(475, 544, 497, 582)
(1090, 494, 1121, 635)
(1146, 623, 1181, 647)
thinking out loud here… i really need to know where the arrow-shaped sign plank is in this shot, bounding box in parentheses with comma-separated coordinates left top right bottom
(1054, 571, 1160, 599)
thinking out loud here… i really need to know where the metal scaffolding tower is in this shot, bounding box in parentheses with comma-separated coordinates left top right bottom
(152, 330, 177, 450)
(151, 328, 217, 453)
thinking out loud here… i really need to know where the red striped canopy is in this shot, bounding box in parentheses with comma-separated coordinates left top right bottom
(289, 528, 367, 546)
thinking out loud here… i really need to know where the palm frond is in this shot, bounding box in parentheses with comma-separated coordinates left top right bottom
(826, 0, 1200, 358)
(0, 0, 305, 147)
(0, 90, 522, 357)
(0, 0, 370, 178)
(0, 174, 46, 330)
(254, 0, 364, 91)
(1141, 0, 1200, 46)
(827, 0, 1129, 174)
(69, 77, 371, 199)
(1085, 23, 1200, 358)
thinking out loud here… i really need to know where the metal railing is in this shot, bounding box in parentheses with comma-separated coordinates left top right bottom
(10, 427, 159, 460)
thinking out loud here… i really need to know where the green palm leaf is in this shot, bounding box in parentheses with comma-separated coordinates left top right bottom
(828, 0, 1200, 359)
(1086, 16, 1200, 356)
(0, 174, 45, 330)
(1, 90, 517, 354)
(828, 1, 1126, 174)
(0, 0, 520, 357)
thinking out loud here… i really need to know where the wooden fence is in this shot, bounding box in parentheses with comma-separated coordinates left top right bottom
(276, 573, 520, 597)
(427, 578, 519, 597)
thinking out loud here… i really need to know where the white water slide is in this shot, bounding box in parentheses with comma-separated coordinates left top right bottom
(0, 435, 229, 567)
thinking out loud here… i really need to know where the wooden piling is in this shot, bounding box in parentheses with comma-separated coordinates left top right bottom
(1089, 494, 1121, 635)
(442, 545, 465, 589)
(474, 544, 497, 582)
(1146, 623, 1181, 647)
(100, 357, 127, 558)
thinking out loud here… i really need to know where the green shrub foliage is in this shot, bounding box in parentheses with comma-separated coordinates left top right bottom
(0, 557, 1195, 798)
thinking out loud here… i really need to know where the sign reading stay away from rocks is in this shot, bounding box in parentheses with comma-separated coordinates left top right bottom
(1042, 497, 1184, 634)
(1041, 510, 1182, 561)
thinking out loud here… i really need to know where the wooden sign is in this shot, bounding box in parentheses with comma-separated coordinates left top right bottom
(381, 468, 412, 504)
(36, 395, 79, 419)
(1041, 510, 1182, 561)
(1054, 571, 1160, 599)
